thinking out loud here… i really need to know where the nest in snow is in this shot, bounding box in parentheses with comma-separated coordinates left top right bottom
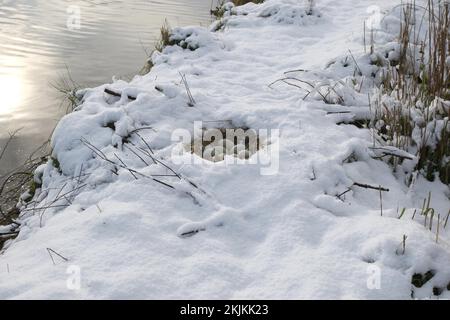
(188, 125, 263, 162)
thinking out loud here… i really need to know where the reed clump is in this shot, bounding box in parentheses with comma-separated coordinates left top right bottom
(0, 136, 50, 249)
(140, 20, 173, 75)
(370, 1, 449, 184)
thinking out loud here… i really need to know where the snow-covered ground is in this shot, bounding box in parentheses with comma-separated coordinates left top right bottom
(1, 0, 449, 299)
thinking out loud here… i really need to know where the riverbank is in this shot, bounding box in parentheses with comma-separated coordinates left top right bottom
(0, 0, 449, 299)
(0, 0, 213, 176)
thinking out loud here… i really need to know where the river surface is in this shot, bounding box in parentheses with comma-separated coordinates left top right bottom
(0, 0, 214, 175)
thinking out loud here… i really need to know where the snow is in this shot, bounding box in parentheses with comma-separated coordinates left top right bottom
(0, 0, 449, 299)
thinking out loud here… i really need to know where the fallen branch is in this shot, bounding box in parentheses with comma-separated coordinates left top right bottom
(353, 182, 390, 192)
(336, 182, 390, 201)
(104, 88, 136, 101)
(179, 227, 206, 238)
(336, 188, 352, 200)
(326, 111, 353, 115)
(284, 69, 309, 74)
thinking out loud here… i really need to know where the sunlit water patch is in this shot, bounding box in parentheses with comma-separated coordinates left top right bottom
(0, 0, 214, 175)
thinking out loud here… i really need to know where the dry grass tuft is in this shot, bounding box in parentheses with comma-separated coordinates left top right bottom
(370, 0, 450, 184)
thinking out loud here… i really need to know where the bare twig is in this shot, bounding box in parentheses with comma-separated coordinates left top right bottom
(133, 132, 155, 155)
(0, 129, 22, 163)
(47, 248, 69, 265)
(348, 50, 363, 76)
(444, 209, 450, 229)
(436, 214, 440, 243)
(336, 188, 352, 201)
(104, 88, 137, 101)
(353, 182, 390, 192)
(179, 72, 196, 107)
(81, 138, 175, 189)
(123, 144, 150, 166)
(379, 186, 383, 216)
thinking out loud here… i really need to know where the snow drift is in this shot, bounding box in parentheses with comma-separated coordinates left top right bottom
(0, 0, 449, 299)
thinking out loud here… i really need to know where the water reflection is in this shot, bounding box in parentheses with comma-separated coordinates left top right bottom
(0, 0, 214, 175)
(0, 71, 23, 116)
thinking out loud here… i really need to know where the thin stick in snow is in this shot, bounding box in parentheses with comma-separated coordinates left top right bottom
(114, 153, 138, 180)
(379, 186, 383, 216)
(364, 21, 367, 53)
(179, 227, 206, 238)
(81, 138, 175, 189)
(348, 50, 363, 76)
(0, 128, 22, 163)
(429, 209, 435, 231)
(352, 182, 390, 192)
(436, 214, 440, 243)
(104, 88, 136, 101)
(124, 140, 181, 180)
(336, 182, 389, 202)
(326, 111, 353, 115)
(179, 72, 196, 107)
(336, 188, 352, 201)
(444, 210, 449, 229)
(47, 248, 69, 265)
(123, 144, 149, 166)
(402, 234, 407, 255)
(128, 126, 156, 136)
(133, 131, 155, 156)
(395, 234, 408, 255)
(127, 140, 157, 165)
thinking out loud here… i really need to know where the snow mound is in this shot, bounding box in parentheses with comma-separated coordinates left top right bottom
(222, 0, 322, 28)
(169, 26, 226, 51)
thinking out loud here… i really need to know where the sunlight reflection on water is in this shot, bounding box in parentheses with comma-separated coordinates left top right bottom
(0, 0, 214, 174)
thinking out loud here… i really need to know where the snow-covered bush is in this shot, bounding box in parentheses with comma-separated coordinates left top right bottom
(211, 0, 321, 30)
(141, 21, 225, 74)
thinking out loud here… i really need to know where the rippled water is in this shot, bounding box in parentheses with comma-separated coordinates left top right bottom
(0, 0, 214, 175)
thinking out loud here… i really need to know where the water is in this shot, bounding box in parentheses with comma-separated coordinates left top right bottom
(0, 0, 214, 175)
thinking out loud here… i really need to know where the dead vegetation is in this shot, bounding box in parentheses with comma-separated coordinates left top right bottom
(369, 0, 449, 184)
(0, 134, 50, 249)
(139, 20, 172, 75)
(51, 66, 83, 113)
